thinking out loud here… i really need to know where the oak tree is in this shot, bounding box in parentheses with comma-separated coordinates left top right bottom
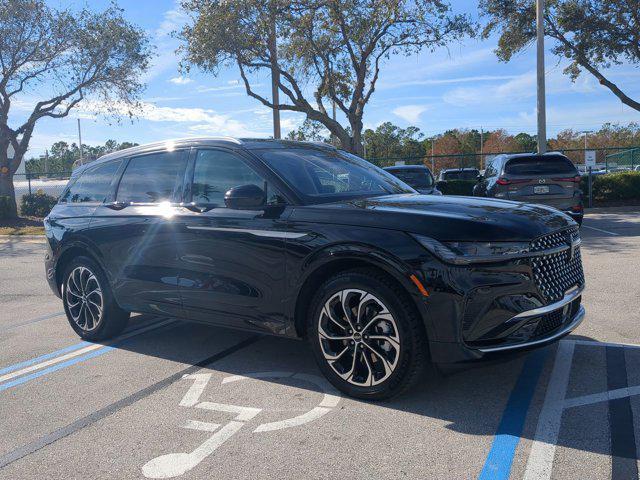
(179, 0, 472, 155)
(0, 0, 151, 216)
(481, 0, 640, 111)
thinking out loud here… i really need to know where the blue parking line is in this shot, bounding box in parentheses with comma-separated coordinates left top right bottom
(478, 348, 550, 480)
(0, 320, 178, 393)
(0, 341, 90, 376)
(0, 346, 114, 392)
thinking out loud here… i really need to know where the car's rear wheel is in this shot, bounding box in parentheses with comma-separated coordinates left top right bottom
(62, 256, 129, 341)
(307, 268, 429, 400)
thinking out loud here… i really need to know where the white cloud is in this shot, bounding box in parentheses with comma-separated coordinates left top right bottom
(76, 100, 268, 138)
(392, 105, 430, 123)
(442, 67, 601, 108)
(169, 76, 193, 85)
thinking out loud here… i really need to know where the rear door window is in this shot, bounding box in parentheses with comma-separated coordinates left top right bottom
(60, 160, 122, 204)
(505, 156, 577, 175)
(116, 151, 187, 203)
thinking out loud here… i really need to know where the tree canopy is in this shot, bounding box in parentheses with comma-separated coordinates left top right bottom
(179, 0, 473, 154)
(0, 0, 151, 215)
(480, 0, 640, 111)
(24, 140, 139, 176)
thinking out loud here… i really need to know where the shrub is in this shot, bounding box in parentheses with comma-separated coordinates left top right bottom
(0, 195, 14, 219)
(436, 179, 476, 196)
(20, 191, 57, 217)
(580, 171, 640, 204)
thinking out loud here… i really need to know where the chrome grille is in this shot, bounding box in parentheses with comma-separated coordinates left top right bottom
(530, 227, 584, 302)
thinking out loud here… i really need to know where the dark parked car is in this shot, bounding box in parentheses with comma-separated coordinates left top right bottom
(437, 167, 480, 182)
(383, 165, 441, 195)
(474, 153, 584, 224)
(44, 139, 585, 399)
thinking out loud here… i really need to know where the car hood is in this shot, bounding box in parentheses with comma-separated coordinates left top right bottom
(291, 194, 574, 242)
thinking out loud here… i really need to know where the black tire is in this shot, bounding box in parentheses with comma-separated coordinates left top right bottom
(61, 256, 129, 341)
(307, 268, 429, 400)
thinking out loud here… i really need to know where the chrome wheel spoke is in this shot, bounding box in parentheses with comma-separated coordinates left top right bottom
(361, 311, 393, 333)
(318, 288, 401, 387)
(318, 322, 351, 341)
(65, 266, 103, 332)
(368, 334, 400, 351)
(324, 344, 350, 361)
(339, 290, 357, 331)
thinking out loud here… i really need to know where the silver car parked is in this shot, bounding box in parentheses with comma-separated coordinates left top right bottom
(473, 153, 584, 224)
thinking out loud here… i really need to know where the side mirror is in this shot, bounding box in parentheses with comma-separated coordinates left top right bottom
(224, 184, 266, 210)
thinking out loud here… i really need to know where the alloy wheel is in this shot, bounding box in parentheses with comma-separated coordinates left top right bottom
(65, 266, 104, 332)
(318, 289, 401, 387)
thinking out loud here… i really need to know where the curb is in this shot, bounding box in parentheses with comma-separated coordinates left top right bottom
(0, 235, 46, 241)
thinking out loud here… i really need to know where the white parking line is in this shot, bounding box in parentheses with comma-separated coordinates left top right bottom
(523, 340, 576, 480)
(575, 339, 640, 349)
(564, 385, 640, 409)
(582, 225, 620, 236)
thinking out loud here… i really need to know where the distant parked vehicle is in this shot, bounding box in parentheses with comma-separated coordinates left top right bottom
(437, 168, 480, 182)
(383, 165, 442, 195)
(473, 152, 583, 225)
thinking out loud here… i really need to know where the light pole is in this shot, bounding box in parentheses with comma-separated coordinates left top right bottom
(536, 0, 547, 154)
(581, 130, 592, 150)
(268, 6, 281, 139)
(430, 137, 436, 173)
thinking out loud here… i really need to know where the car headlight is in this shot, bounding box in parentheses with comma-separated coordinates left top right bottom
(410, 234, 530, 264)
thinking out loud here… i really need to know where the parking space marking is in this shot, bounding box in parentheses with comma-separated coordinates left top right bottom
(143, 370, 342, 478)
(0, 318, 177, 392)
(582, 225, 620, 236)
(523, 340, 575, 480)
(606, 346, 638, 479)
(478, 348, 549, 480)
(0, 341, 90, 376)
(0, 335, 261, 469)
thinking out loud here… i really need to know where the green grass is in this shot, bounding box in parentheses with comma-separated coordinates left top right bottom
(0, 216, 45, 235)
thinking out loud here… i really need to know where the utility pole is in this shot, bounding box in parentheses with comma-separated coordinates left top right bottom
(44, 149, 49, 175)
(77, 118, 84, 165)
(480, 127, 484, 169)
(431, 137, 436, 173)
(536, 0, 547, 154)
(268, 6, 281, 139)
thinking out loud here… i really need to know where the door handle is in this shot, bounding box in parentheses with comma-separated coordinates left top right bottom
(105, 201, 129, 210)
(182, 203, 213, 213)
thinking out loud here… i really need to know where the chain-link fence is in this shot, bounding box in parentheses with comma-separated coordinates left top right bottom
(367, 146, 640, 176)
(13, 171, 71, 206)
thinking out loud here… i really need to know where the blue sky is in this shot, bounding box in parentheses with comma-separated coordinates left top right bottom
(18, 0, 640, 156)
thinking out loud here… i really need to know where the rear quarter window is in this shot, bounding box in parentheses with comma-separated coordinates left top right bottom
(59, 160, 122, 204)
(505, 156, 577, 175)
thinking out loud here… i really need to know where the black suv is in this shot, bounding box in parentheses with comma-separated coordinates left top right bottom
(474, 153, 584, 224)
(44, 138, 585, 399)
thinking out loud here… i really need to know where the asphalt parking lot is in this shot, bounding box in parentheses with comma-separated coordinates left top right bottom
(1, 207, 639, 480)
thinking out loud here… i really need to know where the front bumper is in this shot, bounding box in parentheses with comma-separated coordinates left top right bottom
(418, 227, 585, 364)
(475, 286, 584, 353)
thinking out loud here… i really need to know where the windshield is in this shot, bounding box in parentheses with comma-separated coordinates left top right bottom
(256, 148, 415, 203)
(443, 170, 478, 181)
(388, 169, 433, 189)
(505, 155, 577, 175)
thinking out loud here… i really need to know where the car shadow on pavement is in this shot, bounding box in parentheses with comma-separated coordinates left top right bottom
(107, 315, 625, 460)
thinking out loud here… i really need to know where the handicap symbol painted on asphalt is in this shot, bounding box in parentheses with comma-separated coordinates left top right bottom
(142, 371, 342, 479)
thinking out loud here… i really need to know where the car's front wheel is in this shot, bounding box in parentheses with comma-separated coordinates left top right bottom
(307, 268, 429, 400)
(62, 256, 129, 341)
